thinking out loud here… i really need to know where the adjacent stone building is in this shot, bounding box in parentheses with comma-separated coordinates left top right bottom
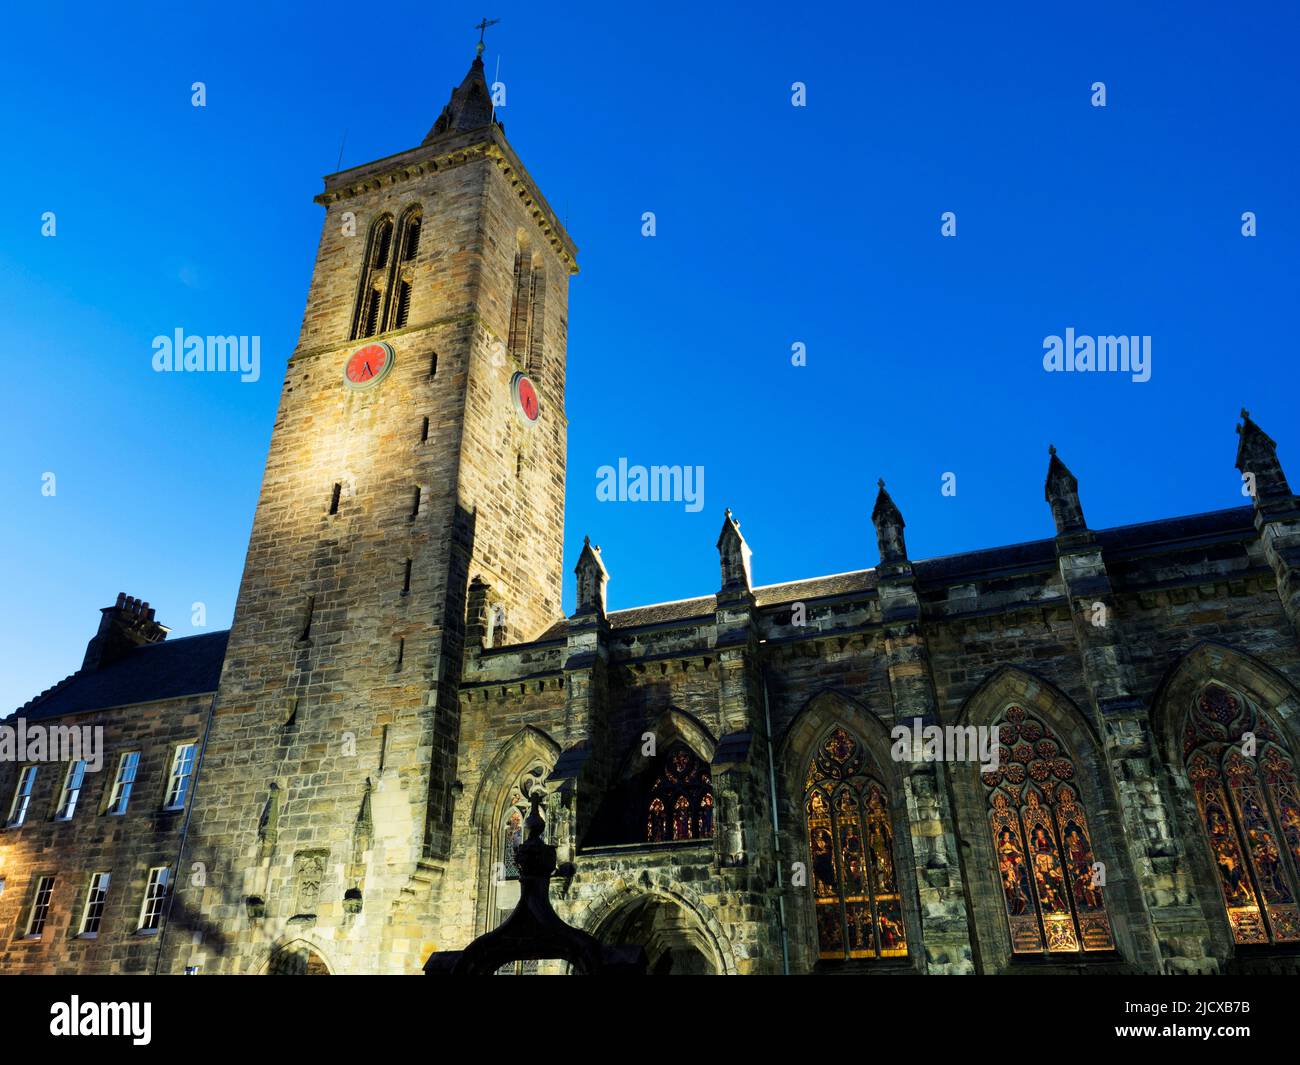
(4, 49, 1300, 976)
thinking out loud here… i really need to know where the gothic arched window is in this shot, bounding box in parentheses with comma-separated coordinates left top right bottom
(646, 743, 713, 843)
(507, 245, 545, 375)
(804, 727, 908, 960)
(391, 206, 422, 330)
(982, 706, 1115, 955)
(1184, 683, 1300, 945)
(352, 214, 394, 340)
(498, 765, 547, 883)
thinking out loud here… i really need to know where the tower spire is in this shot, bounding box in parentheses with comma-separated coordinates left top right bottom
(424, 28, 499, 143)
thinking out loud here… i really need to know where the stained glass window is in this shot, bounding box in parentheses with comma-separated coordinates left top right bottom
(500, 766, 548, 881)
(982, 706, 1115, 955)
(646, 743, 713, 843)
(804, 727, 907, 959)
(1184, 683, 1300, 945)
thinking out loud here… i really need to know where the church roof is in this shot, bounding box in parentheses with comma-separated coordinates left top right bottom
(533, 505, 1257, 641)
(9, 630, 229, 722)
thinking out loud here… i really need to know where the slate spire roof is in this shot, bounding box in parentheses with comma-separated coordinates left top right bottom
(424, 53, 496, 142)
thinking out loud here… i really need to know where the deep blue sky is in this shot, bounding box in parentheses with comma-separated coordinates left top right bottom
(2, 1, 1296, 712)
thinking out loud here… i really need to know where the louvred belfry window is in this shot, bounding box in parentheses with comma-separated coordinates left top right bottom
(645, 743, 713, 843)
(1184, 683, 1300, 945)
(982, 706, 1115, 955)
(804, 727, 908, 959)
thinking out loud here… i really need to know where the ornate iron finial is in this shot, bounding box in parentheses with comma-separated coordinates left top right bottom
(1241, 408, 1250, 420)
(877, 478, 885, 490)
(1049, 444, 1057, 456)
(473, 16, 500, 56)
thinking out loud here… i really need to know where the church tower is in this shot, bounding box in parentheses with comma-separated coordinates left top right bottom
(172, 41, 576, 975)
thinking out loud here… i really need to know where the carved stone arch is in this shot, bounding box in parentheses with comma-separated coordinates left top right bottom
(778, 689, 900, 792)
(776, 689, 921, 973)
(641, 705, 718, 766)
(1151, 641, 1300, 770)
(586, 708, 717, 849)
(577, 879, 737, 975)
(470, 725, 561, 936)
(951, 665, 1146, 971)
(954, 664, 1103, 756)
(1152, 641, 1300, 957)
(261, 936, 333, 975)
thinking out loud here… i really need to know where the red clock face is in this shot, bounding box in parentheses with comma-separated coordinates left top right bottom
(344, 342, 394, 388)
(512, 372, 540, 424)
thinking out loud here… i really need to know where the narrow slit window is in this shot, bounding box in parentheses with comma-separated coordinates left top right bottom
(396, 638, 405, 672)
(393, 276, 412, 329)
(420, 416, 429, 442)
(429, 353, 438, 377)
(402, 559, 412, 596)
(329, 482, 342, 515)
(300, 595, 316, 642)
(410, 486, 422, 519)
(401, 212, 422, 261)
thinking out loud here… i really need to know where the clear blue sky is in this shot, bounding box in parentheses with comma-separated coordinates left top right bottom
(2, 0, 1296, 712)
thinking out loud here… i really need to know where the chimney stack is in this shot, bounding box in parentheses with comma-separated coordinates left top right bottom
(81, 593, 169, 672)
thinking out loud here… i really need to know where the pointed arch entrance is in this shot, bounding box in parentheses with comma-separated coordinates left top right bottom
(591, 892, 722, 975)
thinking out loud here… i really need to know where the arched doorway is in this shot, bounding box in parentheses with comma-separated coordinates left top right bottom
(593, 894, 720, 975)
(266, 942, 331, 975)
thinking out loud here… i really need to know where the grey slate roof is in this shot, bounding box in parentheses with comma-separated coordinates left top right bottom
(535, 506, 1257, 641)
(9, 631, 229, 722)
(5, 507, 1258, 719)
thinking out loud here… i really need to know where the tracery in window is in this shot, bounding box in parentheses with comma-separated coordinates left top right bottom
(982, 706, 1115, 955)
(804, 726, 907, 959)
(646, 743, 713, 843)
(1184, 683, 1300, 945)
(350, 205, 422, 341)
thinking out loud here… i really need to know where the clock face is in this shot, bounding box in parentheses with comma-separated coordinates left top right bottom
(511, 372, 540, 425)
(344, 342, 394, 389)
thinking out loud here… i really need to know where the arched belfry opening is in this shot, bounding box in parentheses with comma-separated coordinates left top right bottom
(592, 894, 720, 975)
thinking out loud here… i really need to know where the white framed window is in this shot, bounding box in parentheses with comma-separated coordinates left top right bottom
(55, 760, 88, 820)
(78, 872, 111, 936)
(6, 766, 37, 827)
(139, 867, 170, 931)
(24, 875, 55, 938)
(163, 743, 197, 810)
(106, 751, 140, 815)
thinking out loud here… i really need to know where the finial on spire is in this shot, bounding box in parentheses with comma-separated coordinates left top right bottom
(1048, 443, 1056, 456)
(877, 478, 885, 490)
(473, 16, 500, 57)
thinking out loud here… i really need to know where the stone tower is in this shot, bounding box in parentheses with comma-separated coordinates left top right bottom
(171, 48, 577, 975)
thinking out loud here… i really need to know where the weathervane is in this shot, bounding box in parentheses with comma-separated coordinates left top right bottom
(474, 17, 500, 57)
